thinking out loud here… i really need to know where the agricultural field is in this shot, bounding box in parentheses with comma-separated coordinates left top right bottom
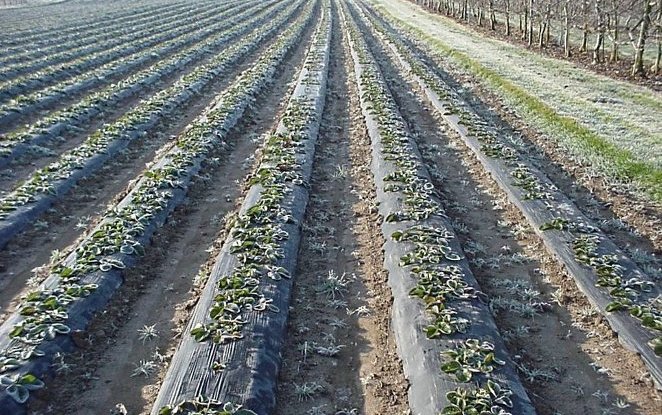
(0, 0, 659, 414)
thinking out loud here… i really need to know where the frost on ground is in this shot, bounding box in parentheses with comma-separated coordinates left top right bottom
(373, 0, 662, 190)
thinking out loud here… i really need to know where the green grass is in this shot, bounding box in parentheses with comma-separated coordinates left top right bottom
(375, 4, 662, 203)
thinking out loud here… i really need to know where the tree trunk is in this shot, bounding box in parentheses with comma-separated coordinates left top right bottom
(593, 33, 605, 63)
(580, 0, 589, 52)
(611, 4, 619, 62)
(654, 39, 661, 73)
(528, 0, 534, 46)
(593, 0, 605, 63)
(544, 4, 551, 45)
(489, 0, 496, 30)
(581, 27, 589, 52)
(653, 0, 662, 72)
(564, 3, 571, 56)
(632, 0, 653, 75)
(505, 0, 511, 35)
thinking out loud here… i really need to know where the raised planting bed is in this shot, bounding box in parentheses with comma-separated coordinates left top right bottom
(151, 5, 331, 414)
(343, 2, 536, 414)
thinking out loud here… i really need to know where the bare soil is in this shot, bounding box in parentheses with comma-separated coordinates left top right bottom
(275, 10, 409, 414)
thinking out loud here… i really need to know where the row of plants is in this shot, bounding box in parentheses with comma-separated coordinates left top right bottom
(0, 0, 261, 126)
(0, 0, 224, 78)
(343, 3, 534, 414)
(0, 0, 248, 103)
(0, 0, 187, 48)
(0, 0, 301, 249)
(153, 6, 330, 413)
(572, 235, 661, 354)
(158, 399, 256, 415)
(0, 1, 279, 164)
(0, 0, 207, 68)
(358, 0, 662, 378)
(0, 2, 314, 411)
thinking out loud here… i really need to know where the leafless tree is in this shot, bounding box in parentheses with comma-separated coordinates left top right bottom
(412, 0, 661, 76)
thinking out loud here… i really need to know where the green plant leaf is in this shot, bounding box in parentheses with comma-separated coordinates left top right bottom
(441, 361, 461, 373)
(456, 368, 472, 382)
(605, 301, 626, 312)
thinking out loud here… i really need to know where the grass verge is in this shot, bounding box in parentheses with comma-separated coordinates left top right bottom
(372, 2, 662, 203)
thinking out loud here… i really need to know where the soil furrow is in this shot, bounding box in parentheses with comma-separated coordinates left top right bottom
(275, 3, 409, 413)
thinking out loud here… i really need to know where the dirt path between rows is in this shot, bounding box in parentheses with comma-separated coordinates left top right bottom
(275, 5, 409, 413)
